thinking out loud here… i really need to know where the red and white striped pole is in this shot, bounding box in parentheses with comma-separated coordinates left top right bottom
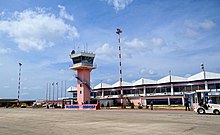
(116, 28, 123, 109)
(17, 63, 22, 105)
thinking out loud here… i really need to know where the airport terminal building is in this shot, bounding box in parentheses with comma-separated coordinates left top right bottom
(89, 71, 220, 107)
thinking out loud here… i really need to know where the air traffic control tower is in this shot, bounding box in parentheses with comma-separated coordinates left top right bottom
(69, 50, 96, 105)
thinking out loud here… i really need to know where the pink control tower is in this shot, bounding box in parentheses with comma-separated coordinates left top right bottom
(69, 50, 96, 105)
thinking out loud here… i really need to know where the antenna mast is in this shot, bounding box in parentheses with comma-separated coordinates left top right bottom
(17, 63, 22, 105)
(116, 28, 123, 109)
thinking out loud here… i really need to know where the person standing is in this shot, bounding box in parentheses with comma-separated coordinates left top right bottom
(184, 99, 190, 111)
(150, 100, 153, 110)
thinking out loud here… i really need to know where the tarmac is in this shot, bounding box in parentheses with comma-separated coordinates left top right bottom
(0, 108, 219, 135)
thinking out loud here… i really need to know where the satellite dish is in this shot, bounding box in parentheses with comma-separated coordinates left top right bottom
(71, 50, 75, 54)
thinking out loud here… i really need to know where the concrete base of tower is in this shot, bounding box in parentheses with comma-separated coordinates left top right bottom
(65, 104, 100, 110)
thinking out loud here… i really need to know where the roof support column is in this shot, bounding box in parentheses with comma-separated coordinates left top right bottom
(205, 81, 208, 90)
(171, 84, 174, 95)
(102, 90, 104, 98)
(168, 97, 170, 106)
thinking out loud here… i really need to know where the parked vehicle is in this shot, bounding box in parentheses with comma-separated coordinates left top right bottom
(194, 103, 220, 115)
(21, 103, 27, 108)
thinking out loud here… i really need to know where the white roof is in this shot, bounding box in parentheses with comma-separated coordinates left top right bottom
(90, 71, 220, 90)
(188, 71, 220, 81)
(94, 83, 112, 89)
(67, 86, 77, 92)
(133, 78, 157, 86)
(157, 75, 188, 84)
(112, 81, 132, 87)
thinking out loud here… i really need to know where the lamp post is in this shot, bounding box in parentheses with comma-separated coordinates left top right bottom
(116, 28, 124, 109)
(46, 83, 48, 103)
(49, 82, 51, 102)
(64, 80, 66, 98)
(201, 63, 206, 80)
(56, 82, 59, 101)
(52, 82, 55, 101)
(201, 63, 207, 103)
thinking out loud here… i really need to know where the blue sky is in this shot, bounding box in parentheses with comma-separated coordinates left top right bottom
(0, 0, 220, 100)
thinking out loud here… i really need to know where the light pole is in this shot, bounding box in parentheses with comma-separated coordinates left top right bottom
(49, 82, 51, 102)
(61, 81, 63, 98)
(17, 63, 22, 106)
(64, 80, 66, 98)
(201, 63, 207, 103)
(56, 82, 59, 101)
(116, 28, 124, 109)
(201, 63, 206, 80)
(52, 82, 55, 101)
(46, 83, 48, 103)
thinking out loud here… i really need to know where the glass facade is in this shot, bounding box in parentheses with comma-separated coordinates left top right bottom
(123, 88, 144, 95)
(146, 87, 171, 93)
(174, 84, 205, 92)
(90, 80, 220, 106)
(208, 83, 220, 89)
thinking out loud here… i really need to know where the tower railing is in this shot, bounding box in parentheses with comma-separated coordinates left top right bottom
(70, 62, 97, 68)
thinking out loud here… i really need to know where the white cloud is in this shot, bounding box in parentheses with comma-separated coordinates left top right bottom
(183, 19, 216, 38)
(0, 8, 79, 52)
(148, 69, 157, 75)
(104, 0, 134, 11)
(21, 92, 29, 96)
(199, 20, 216, 30)
(95, 43, 117, 58)
(184, 28, 199, 38)
(151, 37, 166, 48)
(58, 5, 74, 21)
(0, 47, 12, 54)
(185, 19, 216, 30)
(124, 37, 167, 56)
(125, 38, 145, 48)
(0, 11, 4, 16)
(139, 68, 157, 76)
(3, 86, 10, 89)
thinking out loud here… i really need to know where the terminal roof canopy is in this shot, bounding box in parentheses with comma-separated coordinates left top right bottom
(157, 75, 188, 84)
(132, 78, 157, 85)
(188, 71, 220, 81)
(94, 83, 112, 89)
(67, 86, 77, 92)
(92, 71, 220, 89)
(112, 81, 132, 87)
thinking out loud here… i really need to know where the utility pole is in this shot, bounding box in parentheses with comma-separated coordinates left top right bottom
(56, 82, 59, 101)
(116, 28, 123, 109)
(49, 82, 51, 102)
(201, 63, 206, 80)
(201, 63, 207, 103)
(46, 83, 48, 103)
(17, 63, 22, 106)
(65, 80, 66, 98)
(52, 82, 55, 101)
(61, 81, 63, 98)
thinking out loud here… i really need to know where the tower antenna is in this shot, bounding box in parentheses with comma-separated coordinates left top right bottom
(116, 28, 123, 109)
(17, 63, 22, 106)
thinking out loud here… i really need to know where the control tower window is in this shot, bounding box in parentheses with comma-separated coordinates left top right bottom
(72, 56, 94, 65)
(72, 57, 81, 64)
